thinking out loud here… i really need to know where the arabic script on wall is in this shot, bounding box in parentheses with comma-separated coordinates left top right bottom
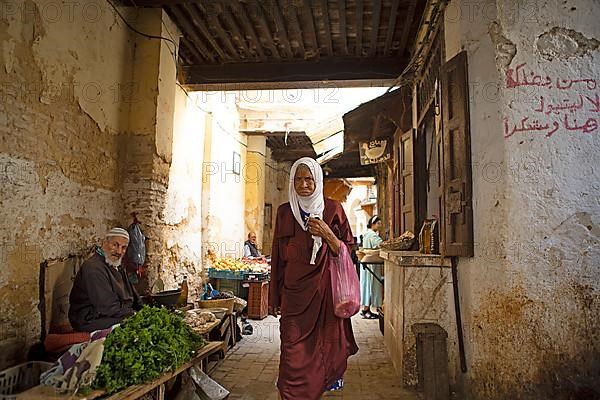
(504, 63, 599, 138)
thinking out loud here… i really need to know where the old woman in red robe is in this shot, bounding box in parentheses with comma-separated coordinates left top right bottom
(269, 157, 359, 399)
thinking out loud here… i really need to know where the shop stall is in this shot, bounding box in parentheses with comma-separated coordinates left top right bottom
(207, 256, 271, 320)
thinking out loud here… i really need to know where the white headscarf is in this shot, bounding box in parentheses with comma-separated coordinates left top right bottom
(289, 157, 325, 264)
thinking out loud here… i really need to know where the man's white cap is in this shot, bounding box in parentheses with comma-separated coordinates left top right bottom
(106, 227, 130, 241)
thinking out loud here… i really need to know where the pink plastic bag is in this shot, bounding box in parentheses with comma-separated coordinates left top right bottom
(330, 242, 361, 318)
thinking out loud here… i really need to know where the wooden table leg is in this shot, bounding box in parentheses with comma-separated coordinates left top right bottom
(157, 383, 165, 400)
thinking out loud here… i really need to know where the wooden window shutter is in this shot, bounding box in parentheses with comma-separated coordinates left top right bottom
(398, 129, 415, 235)
(441, 51, 474, 256)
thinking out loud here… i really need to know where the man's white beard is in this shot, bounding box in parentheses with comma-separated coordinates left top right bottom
(105, 255, 123, 268)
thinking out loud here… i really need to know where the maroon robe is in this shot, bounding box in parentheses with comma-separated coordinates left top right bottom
(270, 198, 359, 400)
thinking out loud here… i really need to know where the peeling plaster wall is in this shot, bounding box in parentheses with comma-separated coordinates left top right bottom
(0, 0, 135, 366)
(160, 86, 206, 297)
(444, 0, 600, 398)
(199, 94, 247, 258)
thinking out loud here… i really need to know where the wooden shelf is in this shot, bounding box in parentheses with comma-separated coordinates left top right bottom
(18, 341, 223, 400)
(380, 250, 452, 268)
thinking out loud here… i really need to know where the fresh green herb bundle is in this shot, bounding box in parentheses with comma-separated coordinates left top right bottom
(93, 306, 206, 393)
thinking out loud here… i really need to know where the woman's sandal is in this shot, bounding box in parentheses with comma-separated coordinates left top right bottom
(361, 310, 378, 319)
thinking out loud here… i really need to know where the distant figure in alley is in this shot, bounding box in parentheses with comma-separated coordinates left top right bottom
(243, 231, 262, 258)
(360, 215, 384, 319)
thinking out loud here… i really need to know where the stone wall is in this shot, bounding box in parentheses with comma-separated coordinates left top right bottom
(0, 0, 206, 363)
(0, 0, 136, 366)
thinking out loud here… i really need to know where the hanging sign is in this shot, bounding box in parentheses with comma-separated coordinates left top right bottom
(359, 138, 391, 165)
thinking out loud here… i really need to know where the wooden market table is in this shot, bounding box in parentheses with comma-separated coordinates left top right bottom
(17, 341, 223, 400)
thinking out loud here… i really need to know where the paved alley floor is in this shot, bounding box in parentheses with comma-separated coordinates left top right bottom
(209, 315, 420, 400)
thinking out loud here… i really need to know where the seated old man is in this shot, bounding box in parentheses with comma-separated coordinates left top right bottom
(69, 227, 142, 332)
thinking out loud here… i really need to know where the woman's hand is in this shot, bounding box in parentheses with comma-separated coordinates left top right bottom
(307, 217, 340, 255)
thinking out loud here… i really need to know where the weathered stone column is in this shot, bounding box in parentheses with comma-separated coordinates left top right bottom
(122, 8, 179, 292)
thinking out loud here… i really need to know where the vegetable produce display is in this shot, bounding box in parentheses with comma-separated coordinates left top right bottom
(93, 306, 206, 394)
(207, 249, 270, 274)
(211, 257, 270, 273)
(211, 257, 248, 271)
(241, 258, 270, 273)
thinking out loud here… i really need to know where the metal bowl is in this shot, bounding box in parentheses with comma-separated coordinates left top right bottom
(150, 289, 182, 307)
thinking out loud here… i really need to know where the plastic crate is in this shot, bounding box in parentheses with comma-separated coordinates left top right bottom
(242, 271, 269, 281)
(208, 268, 245, 280)
(0, 361, 53, 400)
(247, 281, 269, 320)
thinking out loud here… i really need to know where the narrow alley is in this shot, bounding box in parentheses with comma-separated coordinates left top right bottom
(1, 0, 599, 399)
(211, 316, 419, 400)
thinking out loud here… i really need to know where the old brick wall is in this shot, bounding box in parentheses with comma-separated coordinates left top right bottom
(0, 0, 136, 366)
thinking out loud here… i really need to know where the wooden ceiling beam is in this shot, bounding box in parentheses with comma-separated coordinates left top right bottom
(268, 0, 294, 58)
(300, 0, 320, 57)
(178, 41, 193, 64)
(320, 0, 333, 56)
(282, 0, 306, 58)
(181, 56, 408, 85)
(398, 0, 418, 56)
(338, 0, 348, 56)
(178, 37, 203, 64)
(384, 0, 400, 55)
(118, 0, 195, 6)
(218, 1, 255, 59)
(250, 0, 282, 60)
(243, 131, 307, 137)
(368, 0, 382, 57)
(179, 3, 229, 61)
(168, 5, 215, 62)
(186, 79, 394, 90)
(203, 3, 240, 59)
(230, 1, 266, 59)
(270, 148, 317, 161)
(323, 165, 375, 178)
(355, 0, 363, 56)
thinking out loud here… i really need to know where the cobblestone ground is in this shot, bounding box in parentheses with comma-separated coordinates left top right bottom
(209, 315, 420, 400)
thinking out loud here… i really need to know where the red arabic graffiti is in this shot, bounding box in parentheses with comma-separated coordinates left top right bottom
(504, 63, 598, 138)
(506, 63, 597, 90)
